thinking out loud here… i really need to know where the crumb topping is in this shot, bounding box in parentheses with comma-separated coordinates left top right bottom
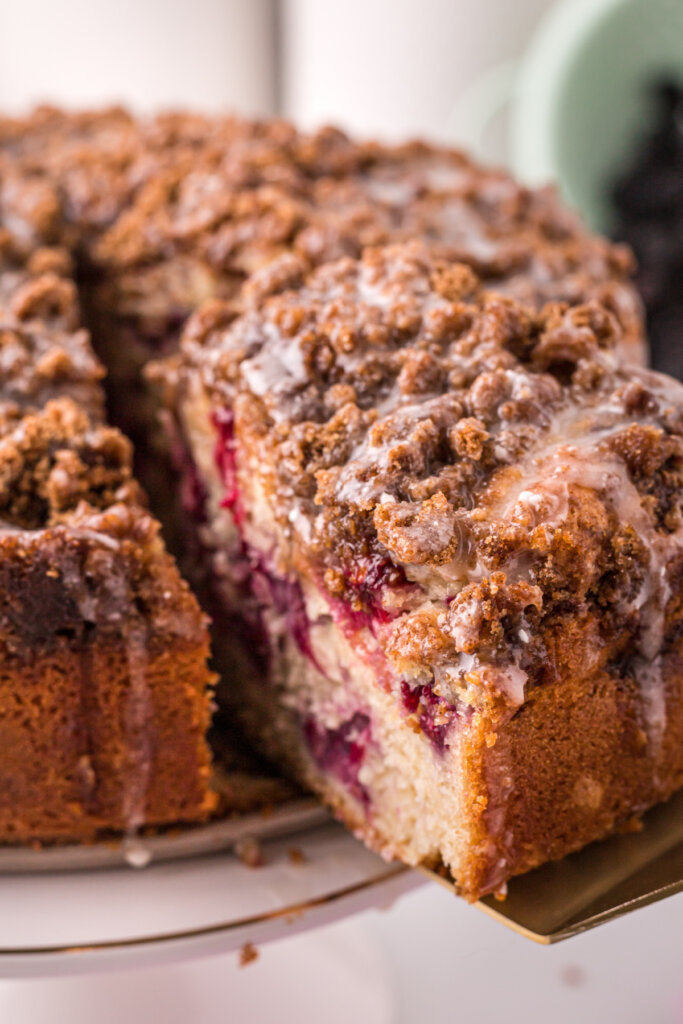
(0, 165, 63, 247)
(182, 242, 683, 707)
(0, 109, 358, 250)
(93, 136, 642, 354)
(0, 241, 104, 417)
(0, 213, 207, 652)
(1, 108, 643, 359)
(0, 397, 136, 529)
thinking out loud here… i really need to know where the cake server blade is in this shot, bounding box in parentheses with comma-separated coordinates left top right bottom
(423, 787, 683, 943)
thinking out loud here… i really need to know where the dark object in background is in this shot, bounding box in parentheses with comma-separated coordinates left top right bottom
(612, 82, 683, 379)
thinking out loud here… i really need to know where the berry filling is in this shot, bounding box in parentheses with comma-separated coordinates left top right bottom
(303, 712, 371, 807)
(208, 408, 455, 758)
(400, 680, 456, 753)
(333, 553, 415, 633)
(211, 409, 322, 671)
(212, 408, 244, 525)
(249, 555, 321, 672)
(167, 419, 208, 526)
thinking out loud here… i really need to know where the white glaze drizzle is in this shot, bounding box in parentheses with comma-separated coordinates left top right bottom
(121, 620, 153, 835)
(498, 433, 683, 746)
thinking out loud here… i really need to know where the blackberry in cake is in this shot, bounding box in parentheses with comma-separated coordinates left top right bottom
(160, 241, 683, 899)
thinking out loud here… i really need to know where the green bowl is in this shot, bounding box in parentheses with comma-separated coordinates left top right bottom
(512, 0, 683, 232)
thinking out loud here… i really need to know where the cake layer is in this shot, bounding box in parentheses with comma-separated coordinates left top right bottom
(0, 397, 218, 841)
(0, 510, 216, 842)
(162, 242, 683, 898)
(0, 233, 219, 843)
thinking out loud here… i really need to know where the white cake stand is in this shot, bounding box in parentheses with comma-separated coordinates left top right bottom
(0, 803, 422, 980)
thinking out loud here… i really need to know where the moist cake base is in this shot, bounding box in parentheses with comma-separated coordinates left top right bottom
(0, 632, 215, 843)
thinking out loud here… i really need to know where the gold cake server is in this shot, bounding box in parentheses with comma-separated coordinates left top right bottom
(423, 787, 683, 943)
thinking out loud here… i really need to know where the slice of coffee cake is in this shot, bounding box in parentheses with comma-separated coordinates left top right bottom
(161, 242, 683, 898)
(0, 231, 217, 843)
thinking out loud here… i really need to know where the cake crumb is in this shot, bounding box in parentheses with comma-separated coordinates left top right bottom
(617, 815, 644, 835)
(239, 942, 259, 967)
(234, 836, 264, 867)
(493, 882, 508, 902)
(288, 846, 307, 865)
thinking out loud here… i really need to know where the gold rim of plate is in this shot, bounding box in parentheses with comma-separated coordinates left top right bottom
(0, 863, 409, 958)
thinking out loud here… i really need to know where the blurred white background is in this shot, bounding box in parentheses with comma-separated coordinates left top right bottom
(282, 0, 555, 160)
(0, 0, 556, 162)
(0, 0, 277, 115)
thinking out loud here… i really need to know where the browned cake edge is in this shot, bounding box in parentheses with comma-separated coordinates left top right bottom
(0, 230, 221, 843)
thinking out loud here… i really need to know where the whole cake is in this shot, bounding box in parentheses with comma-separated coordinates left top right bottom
(1, 107, 681, 900)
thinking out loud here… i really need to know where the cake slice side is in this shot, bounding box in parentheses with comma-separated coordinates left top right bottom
(160, 242, 683, 898)
(0, 397, 218, 842)
(0, 233, 218, 843)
